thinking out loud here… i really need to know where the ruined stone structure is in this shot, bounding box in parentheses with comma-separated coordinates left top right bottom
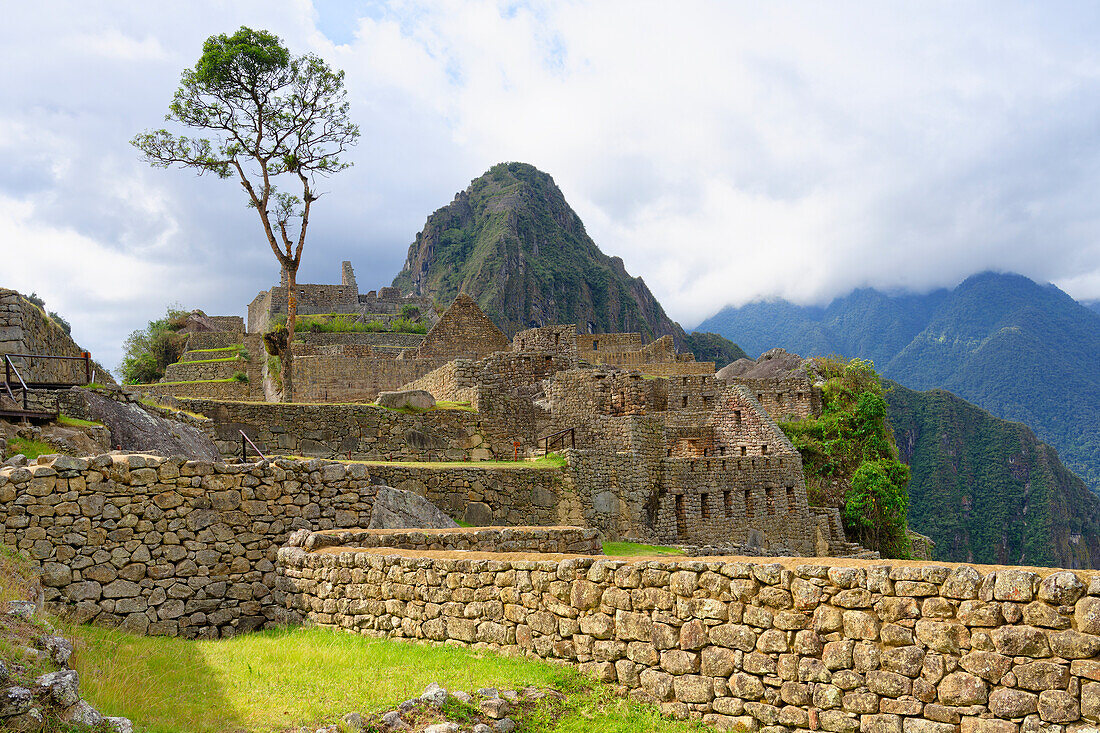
(0, 289, 113, 387)
(246, 261, 434, 334)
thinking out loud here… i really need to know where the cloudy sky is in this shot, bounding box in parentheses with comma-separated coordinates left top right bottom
(4, 1, 1100, 370)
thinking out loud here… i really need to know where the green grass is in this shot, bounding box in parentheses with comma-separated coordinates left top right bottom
(3, 436, 55, 460)
(71, 626, 706, 733)
(602, 541, 685, 557)
(377, 400, 476, 414)
(58, 413, 103, 428)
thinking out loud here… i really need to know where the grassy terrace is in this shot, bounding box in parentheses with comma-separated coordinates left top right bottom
(71, 627, 709, 733)
(174, 356, 242, 365)
(134, 378, 243, 386)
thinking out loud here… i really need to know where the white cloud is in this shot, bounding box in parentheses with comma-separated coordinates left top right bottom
(4, 0, 1100, 369)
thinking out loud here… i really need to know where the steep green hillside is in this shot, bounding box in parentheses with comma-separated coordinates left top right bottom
(698, 272, 1100, 490)
(886, 380, 1100, 568)
(393, 162, 745, 363)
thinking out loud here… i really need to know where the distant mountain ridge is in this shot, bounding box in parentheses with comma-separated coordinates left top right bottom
(887, 381, 1100, 568)
(698, 272, 1100, 489)
(392, 162, 746, 365)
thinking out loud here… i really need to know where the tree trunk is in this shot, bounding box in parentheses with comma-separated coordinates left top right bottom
(283, 267, 298, 402)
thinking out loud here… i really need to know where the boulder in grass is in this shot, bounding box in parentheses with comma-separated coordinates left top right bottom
(376, 390, 436, 411)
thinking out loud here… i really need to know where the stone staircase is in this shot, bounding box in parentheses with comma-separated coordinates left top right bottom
(810, 506, 880, 559)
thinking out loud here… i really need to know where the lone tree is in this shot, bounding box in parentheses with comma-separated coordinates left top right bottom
(133, 27, 359, 400)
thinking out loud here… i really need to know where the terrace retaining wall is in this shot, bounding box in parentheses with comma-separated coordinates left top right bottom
(280, 538, 1100, 733)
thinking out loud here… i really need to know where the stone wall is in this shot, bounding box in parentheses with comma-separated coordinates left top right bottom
(186, 332, 242, 351)
(0, 289, 110, 386)
(164, 358, 244, 382)
(174, 398, 501, 461)
(414, 294, 511, 361)
(139, 380, 251, 402)
(362, 463, 569, 527)
(293, 354, 435, 403)
(0, 453, 379, 637)
(512, 325, 580, 362)
(294, 526, 601, 555)
(280, 545, 1100, 733)
(294, 332, 425, 350)
(734, 377, 823, 423)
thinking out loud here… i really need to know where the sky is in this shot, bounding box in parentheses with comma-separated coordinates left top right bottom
(4, 1, 1100, 371)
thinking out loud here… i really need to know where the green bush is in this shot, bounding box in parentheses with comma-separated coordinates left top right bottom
(119, 307, 189, 384)
(389, 317, 427, 334)
(780, 357, 912, 558)
(231, 371, 249, 383)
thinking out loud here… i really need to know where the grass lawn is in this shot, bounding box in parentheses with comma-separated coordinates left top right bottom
(290, 454, 567, 470)
(602, 541, 686, 557)
(71, 626, 706, 733)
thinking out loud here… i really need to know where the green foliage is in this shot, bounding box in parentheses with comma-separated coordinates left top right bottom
(389, 317, 427, 334)
(3, 437, 54, 460)
(58, 414, 102, 428)
(48, 310, 72, 335)
(400, 303, 421, 319)
(237, 348, 250, 362)
(602, 542, 685, 557)
(118, 307, 189, 384)
(887, 381, 1100, 567)
(231, 371, 249, 383)
(780, 357, 911, 558)
(266, 354, 283, 391)
(697, 272, 1100, 493)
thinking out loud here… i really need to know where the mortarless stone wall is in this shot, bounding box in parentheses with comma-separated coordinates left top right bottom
(279, 539, 1100, 733)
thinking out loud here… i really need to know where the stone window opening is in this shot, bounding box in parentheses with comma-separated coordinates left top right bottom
(701, 493, 710, 519)
(675, 494, 685, 534)
(786, 486, 796, 513)
(765, 487, 776, 515)
(734, 410, 742, 425)
(777, 392, 784, 405)
(682, 395, 689, 408)
(723, 490, 732, 516)
(682, 377, 688, 386)
(740, 446, 747, 456)
(719, 446, 726, 456)
(593, 340, 598, 350)
(744, 489, 754, 517)
(761, 444, 768, 455)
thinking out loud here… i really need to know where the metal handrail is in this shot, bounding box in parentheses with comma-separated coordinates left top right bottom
(240, 430, 267, 462)
(3, 355, 29, 410)
(540, 426, 576, 456)
(1, 352, 92, 386)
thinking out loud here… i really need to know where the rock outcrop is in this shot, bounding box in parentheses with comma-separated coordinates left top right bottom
(367, 485, 460, 530)
(57, 387, 219, 460)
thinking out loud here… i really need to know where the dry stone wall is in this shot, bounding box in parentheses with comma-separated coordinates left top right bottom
(175, 398, 502, 461)
(293, 526, 601, 555)
(0, 289, 112, 386)
(362, 463, 568, 528)
(279, 546, 1100, 733)
(164, 358, 244, 382)
(0, 453, 379, 638)
(140, 380, 251, 401)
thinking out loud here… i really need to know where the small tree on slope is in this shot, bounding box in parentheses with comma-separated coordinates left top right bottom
(132, 27, 360, 401)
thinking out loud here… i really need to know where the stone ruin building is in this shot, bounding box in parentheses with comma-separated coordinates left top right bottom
(129, 265, 868, 558)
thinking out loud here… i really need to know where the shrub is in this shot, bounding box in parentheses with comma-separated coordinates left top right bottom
(232, 371, 249, 383)
(119, 306, 189, 384)
(238, 348, 251, 362)
(48, 310, 71, 335)
(389, 317, 427, 334)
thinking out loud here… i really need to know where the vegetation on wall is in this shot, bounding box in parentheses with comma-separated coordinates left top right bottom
(779, 358, 911, 558)
(118, 307, 189, 384)
(266, 313, 428, 335)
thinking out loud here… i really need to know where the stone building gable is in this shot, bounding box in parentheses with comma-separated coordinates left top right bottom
(707, 384, 798, 458)
(415, 293, 510, 360)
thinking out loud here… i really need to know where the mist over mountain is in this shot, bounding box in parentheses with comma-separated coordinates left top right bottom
(699, 272, 1100, 490)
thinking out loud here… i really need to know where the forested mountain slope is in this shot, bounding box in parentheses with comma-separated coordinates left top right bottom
(699, 272, 1100, 489)
(392, 162, 745, 365)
